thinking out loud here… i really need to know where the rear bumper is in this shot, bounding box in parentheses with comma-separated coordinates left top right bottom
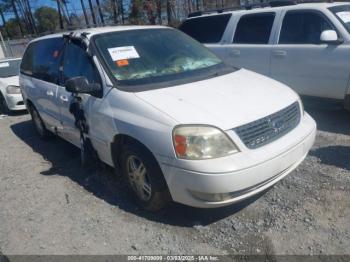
(4, 93, 26, 111)
(159, 114, 316, 208)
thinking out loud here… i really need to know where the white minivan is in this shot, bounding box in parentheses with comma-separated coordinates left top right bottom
(20, 26, 316, 211)
(179, 2, 350, 109)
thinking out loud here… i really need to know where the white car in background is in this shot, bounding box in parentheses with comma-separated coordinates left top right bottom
(0, 58, 25, 114)
(179, 2, 350, 110)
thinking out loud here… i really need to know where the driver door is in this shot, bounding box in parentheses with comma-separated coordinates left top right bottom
(270, 10, 349, 100)
(58, 40, 102, 146)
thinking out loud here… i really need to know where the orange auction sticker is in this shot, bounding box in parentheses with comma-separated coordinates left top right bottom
(116, 59, 129, 67)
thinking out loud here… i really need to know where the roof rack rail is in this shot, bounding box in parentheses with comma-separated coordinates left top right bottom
(188, 0, 302, 18)
(188, 6, 242, 18)
(269, 0, 297, 7)
(298, 0, 333, 3)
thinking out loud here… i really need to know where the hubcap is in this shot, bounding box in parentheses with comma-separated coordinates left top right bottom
(126, 155, 152, 202)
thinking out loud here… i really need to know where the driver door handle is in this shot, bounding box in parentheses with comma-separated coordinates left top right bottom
(273, 50, 287, 57)
(229, 49, 241, 57)
(46, 90, 54, 97)
(60, 95, 69, 102)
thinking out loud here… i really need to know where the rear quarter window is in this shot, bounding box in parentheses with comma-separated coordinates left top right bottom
(21, 43, 35, 75)
(21, 37, 65, 84)
(179, 14, 232, 43)
(233, 13, 275, 44)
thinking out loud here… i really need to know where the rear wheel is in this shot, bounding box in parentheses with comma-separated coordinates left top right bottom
(121, 144, 171, 211)
(0, 93, 10, 115)
(30, 107, 51, 139)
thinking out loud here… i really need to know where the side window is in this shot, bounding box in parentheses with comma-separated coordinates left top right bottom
(32, 38, 64, 83)
(21, 43, 35, 75)
(233, 13, 275, 44)
(179, 14, 232, 43)
(279, 11, 333, 44)
(62, 42, 101, 85)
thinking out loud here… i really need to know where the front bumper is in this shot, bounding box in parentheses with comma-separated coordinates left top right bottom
(4, 93, 26, 111)
(159, 113, 316, 208)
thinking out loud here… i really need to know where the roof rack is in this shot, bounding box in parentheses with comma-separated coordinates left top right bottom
(188, 6, 242, 18)
(269, 0, 297, 7)
(187, 0, 327, 18)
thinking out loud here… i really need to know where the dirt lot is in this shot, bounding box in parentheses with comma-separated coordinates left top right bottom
(0, 99, 349, 257)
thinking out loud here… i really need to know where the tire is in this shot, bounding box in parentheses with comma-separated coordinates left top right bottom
(0, 93, 10, 115)
(80, 135, 96, 168)
(120, 144, 171, 211)
(344, 95, 350, 111)
(30, 106, 51, 139)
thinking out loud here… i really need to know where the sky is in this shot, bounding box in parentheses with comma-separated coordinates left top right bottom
(3, 0, 131, 21)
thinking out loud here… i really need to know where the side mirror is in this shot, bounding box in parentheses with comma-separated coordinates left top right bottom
(320, 30, 342, 44)
(65, 76, 101, 97)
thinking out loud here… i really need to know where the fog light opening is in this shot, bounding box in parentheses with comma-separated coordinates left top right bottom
(189, 190, 231, 202)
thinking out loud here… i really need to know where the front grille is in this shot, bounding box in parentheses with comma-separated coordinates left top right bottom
(234, 102, 301, 149)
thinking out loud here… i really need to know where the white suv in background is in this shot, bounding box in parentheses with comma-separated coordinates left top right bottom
(20, 26, 316, 210)
(179, 2, 350, 109)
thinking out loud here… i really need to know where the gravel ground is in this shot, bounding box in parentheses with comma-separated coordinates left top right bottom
(0, 99, 349, 257)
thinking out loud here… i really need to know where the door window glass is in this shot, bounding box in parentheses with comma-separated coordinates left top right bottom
(329, 5, 350, 33)
(279, 11, 333, 44)
(32, 38, 64, 83)
(62, 42, 101, 85)
(179, 14, 232, 43)
(233, 13, 275, 44)
(21, 44, 35, 75)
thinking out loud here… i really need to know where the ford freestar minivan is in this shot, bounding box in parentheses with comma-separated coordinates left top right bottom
(20, 26, 316, 211)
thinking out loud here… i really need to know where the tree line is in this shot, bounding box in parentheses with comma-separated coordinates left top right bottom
(0, 0, 239, 39)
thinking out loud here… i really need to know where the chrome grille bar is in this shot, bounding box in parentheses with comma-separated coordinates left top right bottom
(234, 102, 301, 149)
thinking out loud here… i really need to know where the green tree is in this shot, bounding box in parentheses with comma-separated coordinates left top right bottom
(1, 17, 27, 38)
(34, 6, 59, 33)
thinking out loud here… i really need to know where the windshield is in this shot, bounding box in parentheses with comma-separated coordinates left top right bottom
(94, 29, 227, 88)
(0, 59, 21, 78)
(329, 5, 350, 33)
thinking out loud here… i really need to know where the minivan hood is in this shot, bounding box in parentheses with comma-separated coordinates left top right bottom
(135, 69, 299, 130)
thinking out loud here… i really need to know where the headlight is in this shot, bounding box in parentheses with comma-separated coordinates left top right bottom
(6, 85, 21, 94)
(173, 125, 239, 160)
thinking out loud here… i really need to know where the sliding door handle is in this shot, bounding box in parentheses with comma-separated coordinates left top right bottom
(273, 50, 287, 57)
(60, 95, 69, 102)
(229, 49, 241, 57)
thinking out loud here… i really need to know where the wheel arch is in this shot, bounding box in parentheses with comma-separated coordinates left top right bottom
(25, 98, 35, 112)
(111, 133, 171, 200)
(111, 134, 160, 170)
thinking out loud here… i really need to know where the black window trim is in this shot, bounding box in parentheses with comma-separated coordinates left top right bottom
(232, 12, 277, 45)
(58, 38, 103, 98)
(277, 9, 340, 45)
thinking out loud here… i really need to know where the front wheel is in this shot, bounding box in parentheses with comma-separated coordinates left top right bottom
(121, 144, 171, 211)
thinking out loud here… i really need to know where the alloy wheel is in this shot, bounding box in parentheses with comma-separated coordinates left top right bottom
(126, 155, 152, 202)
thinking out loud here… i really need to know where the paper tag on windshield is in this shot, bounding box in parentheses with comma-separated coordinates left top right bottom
(108, 46, 140, 61)
(0, 62, 10, 68)
(337, 11, 350, 23)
